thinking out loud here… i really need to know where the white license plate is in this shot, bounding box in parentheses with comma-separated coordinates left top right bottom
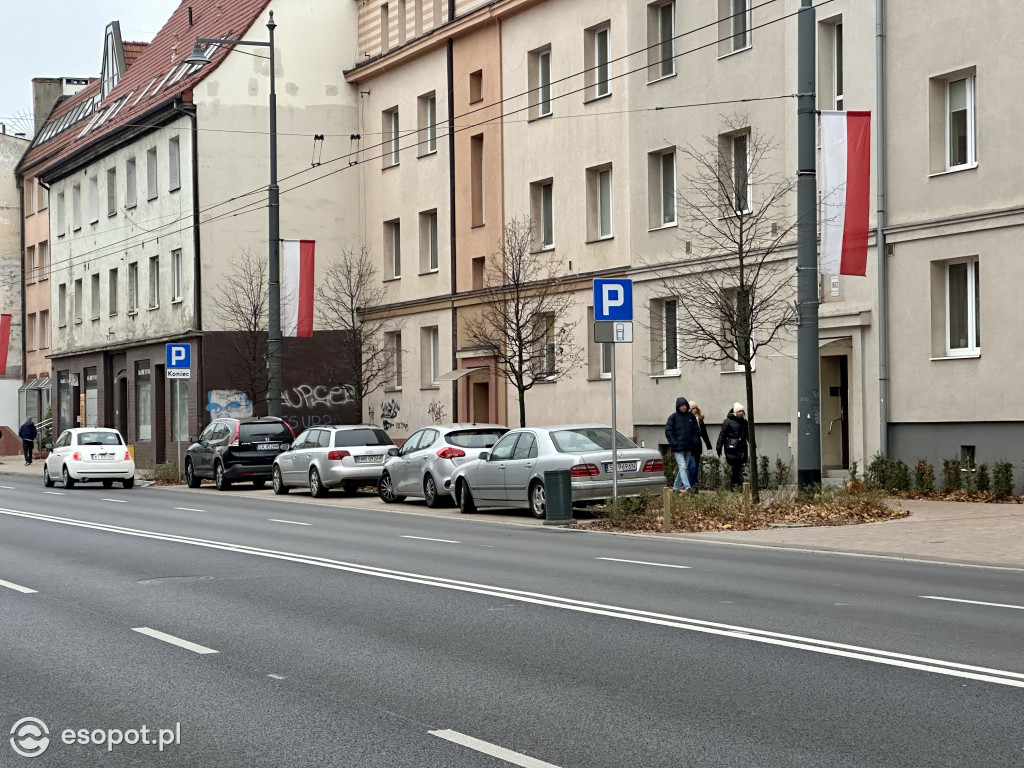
(355, 455, 383, 464)
(256, 444, 280, 451)
(603, 461, 638, 473)
(92, 454, 116, 461)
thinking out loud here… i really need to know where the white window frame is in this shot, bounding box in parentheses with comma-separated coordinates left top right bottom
(540, 180, 554, 249)
(168, 136, 181, 191)
(106, 167, 117, 217)
(945, 257, 980, 356)
(90, 273, 100, 320)
(594, 26, 611, 98)
(58, 284, 67, 327)
(171, 248, 183, 301)
(148, 255, 160, 309)
(56, 192, 66, 236)
(663, 299, 679, 374)
(731, 132, 751, 214)
(88, 175, 99, 224)
(597, 167, 613, 239)
(146, 146, 158, 200)
(392, 331, 403, 389)
(537, 49, 552, 117)
(425, 326, 440, 386)
(425, 94, 437, 153)
(659, 149, 676, 226)
(658, 2, 675, 77)
(125, 157, 137, 208)
(731, 0, 752, 52)
(386, 220, 402, 279)
(72, 183, 82, 231)
(833, 21, 844, 111)
(946, 75, 976, 170)
(109, 268, 119, 316)
(38, 241, 49, 282)
(74, 278, 83, 323)
(128, 262, 139, 313)
(384, 108, 400, 167)
(539, 314, 557, 378)
(40, 309, 50, 348)
(599, 340, 613, 379)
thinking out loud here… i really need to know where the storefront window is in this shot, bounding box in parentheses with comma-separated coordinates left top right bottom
(84, 367, 98, 428)
(57, 371, 71, 432)
(170, 379, 189, 442)
(135, 361, 152, 441)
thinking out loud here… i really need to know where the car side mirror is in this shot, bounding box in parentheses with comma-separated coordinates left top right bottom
(190, 435, 199, 443)
(45, 443, 53, 450)
(479, 451, 489, 461)
(387, 447, 399, 457)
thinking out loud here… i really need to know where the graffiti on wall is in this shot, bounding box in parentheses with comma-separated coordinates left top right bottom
(427, 400, 446, 425)
(206, 390, 254, 419)
(380, 398, 408, 431)
(282, 383, 356, 410)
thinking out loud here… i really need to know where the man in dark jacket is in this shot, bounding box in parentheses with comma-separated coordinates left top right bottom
(716, 403, 749, 490)
(18, 417, 37, 466)
(665, 397, 700, 492)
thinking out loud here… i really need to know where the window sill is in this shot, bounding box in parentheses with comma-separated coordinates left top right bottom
(418, 150, 438, 159)
(418, 269, 440, 276)
(384, 386, 403, 393)
(717, 45, 752, 61)
(172, 298, 183, 305)
(148, 305, 159, 311)
(127, 311, 138, 317)
(585, 235, 615, 244)
(109, 312, 118, 317)
(383, 276, 401, 283)
(720, 368, 753, 375)
(529, 112, 553, 123)
(39, 276, 49, 282)
(650, 372, 681, 379)
(648, 222, 678, 232)
(420, 385, 440, 391)
(587, 375, 612, 382)
(928, 164, 978, 178)
(91, 316, 100, 322)
(382, 163, 400, 172)
(90, 220, 99, 226)
(58, 324, 67, 329)
(147, 196, 158, 202)
(647, 71, 677, 86)
(930, 353, 980, 361)
(73, 228, 81, 233)
(583, 91, 612, 105)
(74, 319, 82, 325)
(170, 186, 181, 193)
(471, 223, 486, 230)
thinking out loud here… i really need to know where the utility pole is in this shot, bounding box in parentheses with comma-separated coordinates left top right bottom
(796, 0, 821, 487)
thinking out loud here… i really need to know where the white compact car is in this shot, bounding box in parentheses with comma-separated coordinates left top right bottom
(44, 427, 136, 489)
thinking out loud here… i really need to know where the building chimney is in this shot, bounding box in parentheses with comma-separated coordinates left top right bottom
(32, 78, 64, 134)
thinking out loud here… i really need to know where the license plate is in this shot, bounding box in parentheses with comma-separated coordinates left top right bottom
(92, 454, 116, 461)
(355, 455, 383, 464)
(256, 443, 280, 451)
(603, 461, 638, 473)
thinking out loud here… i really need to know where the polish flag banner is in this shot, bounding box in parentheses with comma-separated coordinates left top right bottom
(0, 313, 10, 375)
(281, 240, 315, 337)
(820, 110, 871, 276)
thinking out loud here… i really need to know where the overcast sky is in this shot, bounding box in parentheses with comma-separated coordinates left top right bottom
(0, 0, 180, 137)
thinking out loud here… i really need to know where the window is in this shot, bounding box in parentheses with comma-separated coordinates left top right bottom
(397, 0, 407, 45)
(38, 242, 49, 281)
(109, 268, 119, 315)
(587, 25, 611, 99)
(587, 307, 613, 379)
(647, 2, 675, 80)
(74, 278, 83, 323)
(381, 4, 390, 53)
(88, 175, 99, 223)
(472, 257, 486, 290)
(135, 361, 152, 441)
(148, 256, 160, 308)
(531, 179, 554, 249)
(529, 50, 551, 118)
(725, 287, 756, 371)
(147, 146, 158, 200)
(91, 273, 100, 320)
(535, 314, 556, 378)
(945, 257, 980, 356)
(106, 167, 117, 216)
(470, 133, 484, 226)
(72, 183, 81, 230)
(39, 310, 50, 348)
(25, 246, 35, 284)
(126, 157, 137, 208)
(383, 107, 400, 168)
(418, 92, 437, 155)
(724, 130, 751, 213)
(469, 69, 483, 104)
(128, 262, 139, 313)
(833, 22, 844, 110)
(57, 192, 66, 235)
(391, 331, 403, 389)
(663, 299, 679, 373)
(26, 313, 35, 351)
(385, 219, 401, 278)
(171, 249, 183, 301)
(419, 210, 438, 272)
(947, 75, 976, 170)
(170, 379, 189, 441)
(58, 284, 67, 327)
(720, 0, 751, 53)
(422, 326, 440, 387)
(169, 136, 181, 191)
(649, 148, 676, 227)
(37, 180, 48, 211)
(587, 165, 613, 240)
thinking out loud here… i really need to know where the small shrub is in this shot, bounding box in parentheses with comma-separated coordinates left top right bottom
(662, 452, 678, 487)
(993, 462, 1015, 498)
(153, 462, 182, 484)
(602, 489, 657, 522)
(963, 464, 977, 493)
(702, 454, 723, 490)
(848, 460, 860, 485)
(865, 453, 890, 489)
(977, 463, 991, 493)
(941, 458, 962, 493)
(914, 459, 935, 493)
(773, 457, 791, 488)
(758, 455, 771, 490)
(893, 460, 912, 492)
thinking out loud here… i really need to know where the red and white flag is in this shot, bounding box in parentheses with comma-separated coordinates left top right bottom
(0, 313, 10, 376)
(820, 110, 871, 276)
(281, 240, 315, 337)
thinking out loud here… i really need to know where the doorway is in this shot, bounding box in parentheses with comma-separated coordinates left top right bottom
(820, 354, 850, 469)
(471, 381, 490, 424)
(116, 377, 128, 438)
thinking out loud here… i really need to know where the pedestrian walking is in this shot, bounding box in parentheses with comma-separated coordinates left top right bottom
(716, 403, 749, 491)
(18, 417, 37, 466)
(687, 402, 713, 489)
(665, 397, 700, 492)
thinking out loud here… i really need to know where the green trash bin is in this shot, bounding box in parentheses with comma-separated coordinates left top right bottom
(543, 469, 574, 525)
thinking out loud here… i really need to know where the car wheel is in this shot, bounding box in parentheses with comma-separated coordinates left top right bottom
(341, 481, 359, 496)
(272, 465, 289, 495)
(377, 471, 406, 503)
(309, 467, 329, 498)
(122, 478, 135, 489)
(185, 459, 201, 488)
(62, 465, 76, 489)
(43, 465, 54, 487)
(458, 480, 476, 514)
(530, 481, 547, 519)
(102, 479, 114, 489)
(252, 479, 266, 490)
(214, 462, 231, 491)
(423, 474, 444, 508)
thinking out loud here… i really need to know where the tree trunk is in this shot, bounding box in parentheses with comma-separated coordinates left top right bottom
(744, 365, 759, 503)
(517, 384, 526, 428)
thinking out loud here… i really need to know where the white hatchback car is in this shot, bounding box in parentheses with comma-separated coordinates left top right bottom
(44, 427, 136, 489)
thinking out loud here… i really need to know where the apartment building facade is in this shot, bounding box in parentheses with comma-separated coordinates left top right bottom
(1, 130, 30, 434)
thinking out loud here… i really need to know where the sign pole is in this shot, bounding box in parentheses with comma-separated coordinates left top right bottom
(610, 342, 618, 503)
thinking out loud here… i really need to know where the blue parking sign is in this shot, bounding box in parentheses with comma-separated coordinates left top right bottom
(594, 279, 633, 321)
(166, 343, 191, 369)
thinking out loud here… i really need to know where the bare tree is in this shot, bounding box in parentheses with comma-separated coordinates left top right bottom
(464, 217, 584, 428)
(651, 123, 799, 502)
(315, 244, 397, 416)
(214, 249, 270, 413)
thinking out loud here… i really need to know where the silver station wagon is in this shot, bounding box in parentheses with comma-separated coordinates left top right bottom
(272, 425, 394, 497)
(451, 424, 665, 519)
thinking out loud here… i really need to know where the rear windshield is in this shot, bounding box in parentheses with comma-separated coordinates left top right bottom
(240, 423, 293, 443)
(77, 431, 124, 446)
(334, 428, 394, 447)
(447, 429, 508, 449)
(550, 428, 637, 453)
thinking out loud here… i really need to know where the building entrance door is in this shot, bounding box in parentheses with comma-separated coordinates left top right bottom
(116, 377, 128, 438)
(820, 353, 850, 470)
(471, 381, 490, 424)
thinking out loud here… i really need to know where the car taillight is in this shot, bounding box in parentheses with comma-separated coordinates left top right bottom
(228, 423, 240, 447)
(327, 450, 351, 461)
(124, 451, 132, 461)
(570, 463, 600, 477)
(72, 452, 82, 461)
(643, 459, 664, 473)
(437, 447, 466, 460)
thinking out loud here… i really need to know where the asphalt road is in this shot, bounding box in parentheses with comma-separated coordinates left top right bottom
(1, 475, 1023, 766)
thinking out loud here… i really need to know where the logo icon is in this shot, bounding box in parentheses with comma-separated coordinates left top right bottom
(10, 718, 49, 758)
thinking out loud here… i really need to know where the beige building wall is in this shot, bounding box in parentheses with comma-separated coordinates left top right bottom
(1, 134, 30, 429)
(21, 175, 52, 382)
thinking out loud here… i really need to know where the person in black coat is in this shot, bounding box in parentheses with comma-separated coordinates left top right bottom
(686, 402, 713, 489)
(716, 403, 749, 490)
(18, 418, 37, 465)
(665, 396, 700, 492)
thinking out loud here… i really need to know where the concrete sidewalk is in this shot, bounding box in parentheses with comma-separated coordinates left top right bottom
(2, 455, 1022, 568)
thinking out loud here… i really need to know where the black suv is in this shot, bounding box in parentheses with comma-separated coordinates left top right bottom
(185, 417, 295, 490)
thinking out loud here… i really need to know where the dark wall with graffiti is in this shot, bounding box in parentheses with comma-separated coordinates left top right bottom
(202, 331, 359, 433)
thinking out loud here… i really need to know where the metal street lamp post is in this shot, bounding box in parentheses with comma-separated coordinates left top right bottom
(187, 12, 282, 417)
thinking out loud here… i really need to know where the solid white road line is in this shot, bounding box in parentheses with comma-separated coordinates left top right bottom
(400, 535, 460, 544)
(268, 519, 312, 526)
(43, 491, 64, 495)
(4, 507, 1024, 689)
(0, 485, 14, 490)
(597, 557, 692, 570)
(173, 507, 206, 512)
(131, 627, 219, 655)
(101, 499, 127, 503)
(430, 730, 561, 768)
(267, 674, 285, 680)
(0, 579, 38, 594)
(921, 595, 1024, 611)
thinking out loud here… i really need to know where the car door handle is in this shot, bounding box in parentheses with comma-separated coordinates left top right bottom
(524, 463, 533, 468)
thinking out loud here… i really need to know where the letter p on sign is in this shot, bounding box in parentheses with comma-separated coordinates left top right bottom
(593, 278, 633, 321)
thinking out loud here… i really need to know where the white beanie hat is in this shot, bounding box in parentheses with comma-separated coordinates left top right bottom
(734, 402, 746, 413)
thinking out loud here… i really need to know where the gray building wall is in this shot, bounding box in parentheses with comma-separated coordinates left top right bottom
(890, 423, 1024, 495)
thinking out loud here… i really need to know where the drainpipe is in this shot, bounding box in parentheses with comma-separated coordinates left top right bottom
(447, 37, 459, 421)
(875, 0, 889, 456)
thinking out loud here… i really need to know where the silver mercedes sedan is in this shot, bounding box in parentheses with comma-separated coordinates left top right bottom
(451, 424, 666, 519)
